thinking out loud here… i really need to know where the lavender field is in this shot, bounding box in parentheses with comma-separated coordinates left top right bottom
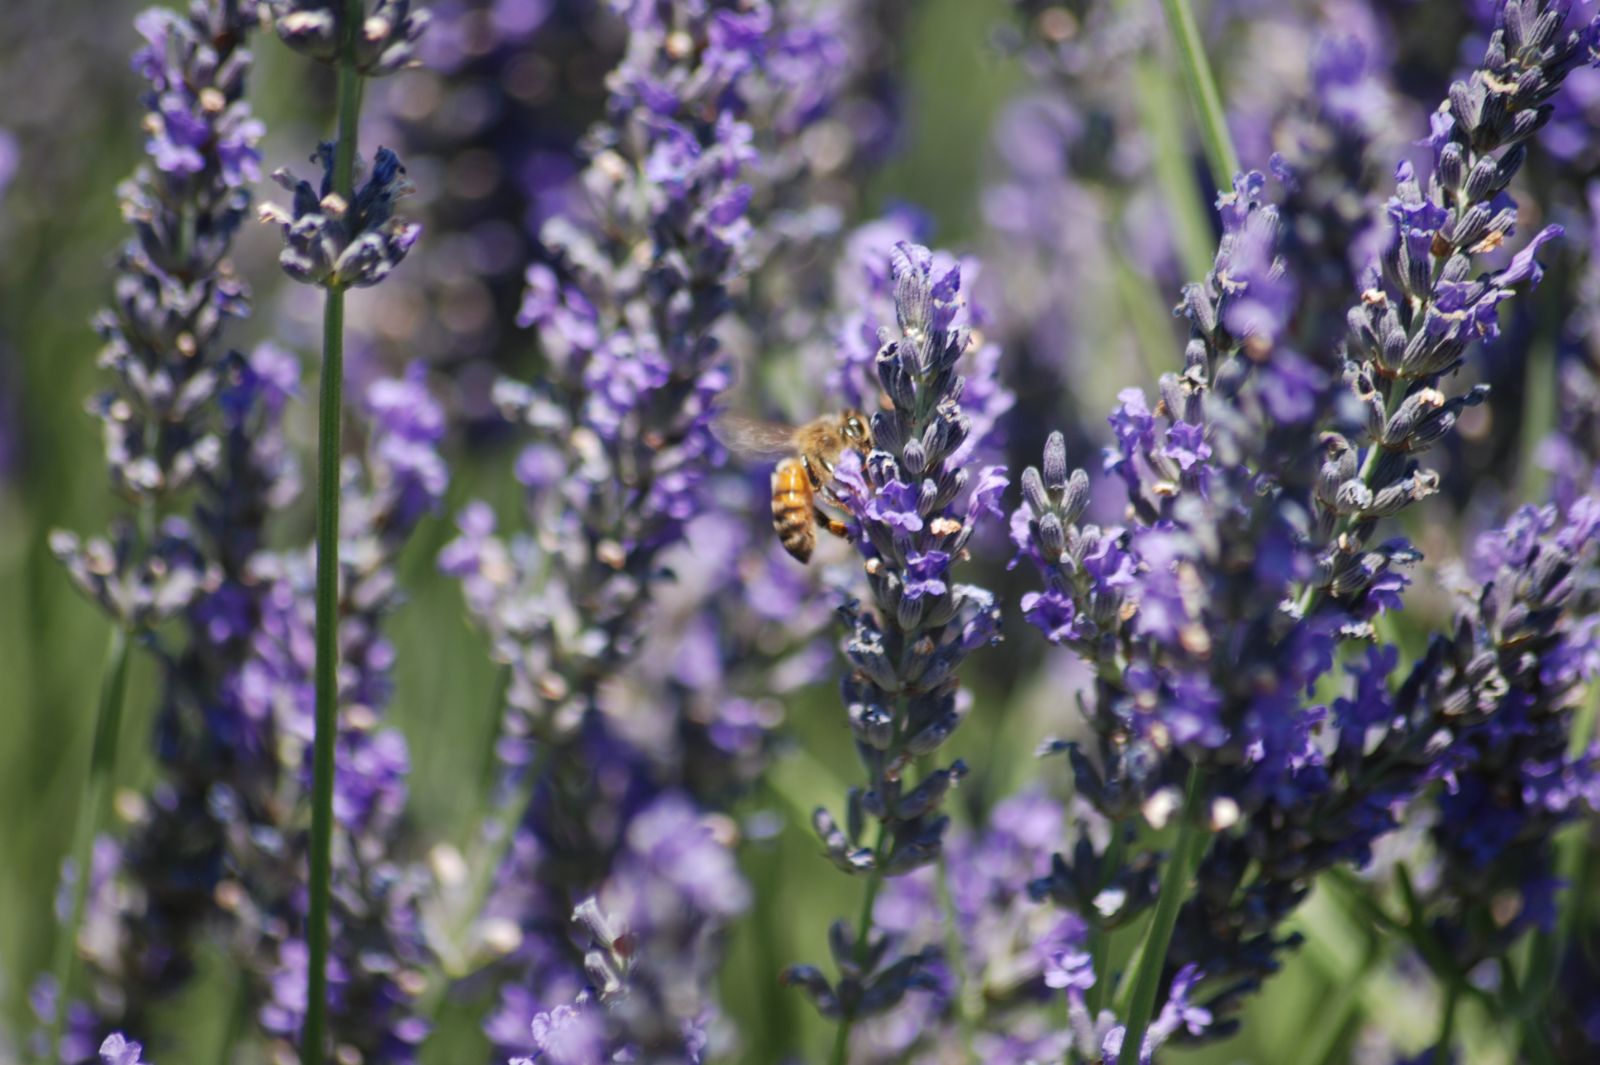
(1, 1, 1599, 1063)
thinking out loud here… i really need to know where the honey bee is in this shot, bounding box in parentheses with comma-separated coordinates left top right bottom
(714, 410, 874, 563)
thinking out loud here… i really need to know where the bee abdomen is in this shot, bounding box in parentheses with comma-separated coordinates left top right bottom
(772, 459, 816, 563)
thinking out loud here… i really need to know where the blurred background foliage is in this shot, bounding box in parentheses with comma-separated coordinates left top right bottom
(0, 0, 1589, 1062)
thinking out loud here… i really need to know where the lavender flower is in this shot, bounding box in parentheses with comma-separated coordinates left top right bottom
(37, 4, 264, 1056)
(357, 0, 620, 423)
(51, 0, 264, 628)
(272, 0, 431, 75)
(233, 369, 448, 1063)
(97, 1034, 149, 1065)
(439, 3, 852, 1056)
(1010, 2, 1600, 1044)
(551, 797, 750, 1062)
(783, 243, 1008, 1041)
(260, 143, 422, 289)
(1411, 494, 1600, 967)
(1318, 0, 1600, 610)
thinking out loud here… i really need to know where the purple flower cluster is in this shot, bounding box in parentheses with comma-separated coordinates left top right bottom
(234, 368, 448, 1063)
(510, 797, 751, 1063)
(1317, 2, 1598, 610)
(261, 143, 423, 290)
(51, 1, 263, 628)
(357, 1, 620, 423)
(49, 321, 447, 1065)
(272, 0, 431, 75)
(1411, 494, 1600, 965)
(1007, 0, 1600, 1044)
(36, 5, 266, 1056)
(437, 3, 858, 1059)
(783, 243, 1009, 1039)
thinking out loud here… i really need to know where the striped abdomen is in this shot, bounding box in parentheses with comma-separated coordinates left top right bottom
(772, 457, 816, 563)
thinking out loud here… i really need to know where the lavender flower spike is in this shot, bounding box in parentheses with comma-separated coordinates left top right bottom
(786, 242, 1007, 1048)
(260, 143, 421, 289)
(271, 0, 430, 75)
(1315, 0, 1600, 610)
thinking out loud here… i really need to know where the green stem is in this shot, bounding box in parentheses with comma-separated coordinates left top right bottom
(1085, 828, 1127, 1017)
(45, 625, 133, 1062)
(830, 826, 889, 1065)
(1117, 0, 1214, 283)
(303, 21, 365, 1063)
(1116, 766, 1209, 1065)
(1516, 333, 1556, 503)
(1432, 982, 1458, 1063)
(1156, 0, 1240, 191)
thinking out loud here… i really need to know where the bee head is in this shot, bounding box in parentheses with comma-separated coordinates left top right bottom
(841, 410, 871, 446)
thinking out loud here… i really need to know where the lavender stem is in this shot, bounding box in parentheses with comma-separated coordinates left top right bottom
(830, 824, 889, 1065)
(304, 9, 366, 1060)
(1155, 0, 1239, 190)
(45, 623, 132, 1064)
(1115, 764, 1207, 1065)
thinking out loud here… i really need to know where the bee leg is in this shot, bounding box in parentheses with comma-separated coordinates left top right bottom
(814, 506, 852, 541)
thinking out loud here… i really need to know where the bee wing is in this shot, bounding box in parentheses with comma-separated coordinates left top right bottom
(711, 412, 799, 458)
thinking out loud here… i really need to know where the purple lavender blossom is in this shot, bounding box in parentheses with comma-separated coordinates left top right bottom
(272, 0, 431, 75)
(1413, 493, 1600, 966)
(1010, 1, 1600, 1042)
(439, 4, 857, 1058)
(261, 143, 423, 289)
(784, 243, 1008, 1040)
(37, 4, 269, 1055)
(96, 1034, 148, 1065)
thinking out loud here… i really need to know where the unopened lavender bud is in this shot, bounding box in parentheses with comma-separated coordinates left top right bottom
(1527, 8, 1561, 51)
(1437, 141, 1465, 190)
(1021, 466, 1051, 516)
(904, 707, 958, 757)
(1335, 480, 1375, 514)
(849, 701, 895, 751)
(900, 437, 927, 476)
(813, 807, 850, 856)
(847, 788, 868, 843)
(1060, 468, 1091, 524)
(892, 766, 958, 820)
(1451, 202, 1493, 249)
(847, 634, 900, 692)
(1038, 511, 1068, 559)
(1042, 430, 1069, 490)
(877, 348, 916, 411)
(1383, 388, 1445, 448)
(896, 594, 925, 631)
(1509, 106, 1548, 143)
(1180, 282, 1217, 337)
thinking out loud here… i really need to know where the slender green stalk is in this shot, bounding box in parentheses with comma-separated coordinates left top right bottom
(830, 825, 890, 1065)
(45, 625, 133, 1062)
(1432, 984, 1459, 1063)
(1115, 766, 1209, 1065)
(1515, 334, 1556, 503)
(1116, 0, 1214, 283)
(1085, 828, 1127, 1017)
(303, 13, 366, 1061)
(1156, 0, 1240, 191)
